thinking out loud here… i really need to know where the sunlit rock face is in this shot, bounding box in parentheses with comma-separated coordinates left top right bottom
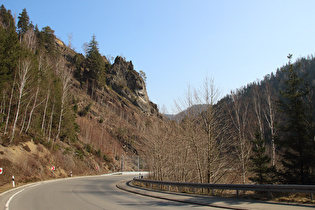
(108, 56, 152, 113)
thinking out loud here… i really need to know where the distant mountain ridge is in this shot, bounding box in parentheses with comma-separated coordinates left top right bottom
(164, 104, 208, 121)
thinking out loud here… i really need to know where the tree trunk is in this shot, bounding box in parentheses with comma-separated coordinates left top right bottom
(11, 59, 31, 142)
(4, 73, 16, 134)
(48, 101, 55, 143)
(25, 85, 39, 133)
(41, 89, 50, 131)
(264, 83, 276, 166)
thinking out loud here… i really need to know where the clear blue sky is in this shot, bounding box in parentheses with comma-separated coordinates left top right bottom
(3, 0, 315, 114)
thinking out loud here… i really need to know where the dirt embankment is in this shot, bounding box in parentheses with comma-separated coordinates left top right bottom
(0, 139, 111, 193)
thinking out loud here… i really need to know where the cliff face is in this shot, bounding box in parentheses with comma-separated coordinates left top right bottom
(107, 56, 156, 114)
(55, 36, 157, 114)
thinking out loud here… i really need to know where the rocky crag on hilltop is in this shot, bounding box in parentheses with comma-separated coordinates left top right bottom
(107, 56, 157, 114)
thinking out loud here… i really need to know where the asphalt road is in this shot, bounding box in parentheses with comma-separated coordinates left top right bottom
(4, 175, 217, 210)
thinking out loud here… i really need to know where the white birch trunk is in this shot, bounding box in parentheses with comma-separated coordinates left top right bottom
(48, 102, 55, 143)
(25, 85, 39, 133)
(4, 73, 16, 134)
(19, 98, 32, 134)
(11, 59, 31, 142)
(41, 89, 50, 131)
(264, 83, 276, 166)
(56, 60, 71, 139)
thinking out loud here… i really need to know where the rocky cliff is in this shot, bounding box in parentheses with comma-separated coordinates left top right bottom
(107, 56, 157, 114)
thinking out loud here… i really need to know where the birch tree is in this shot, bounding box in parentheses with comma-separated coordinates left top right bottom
(252, 84, 264, 135)
(55, 58, 72, 140)
(199, 77, 228, 184)
(11, 58, 32, 142)
(228, 91, 251, 184)
(176, 86, 204, 183)
(264, 82, 277, 166)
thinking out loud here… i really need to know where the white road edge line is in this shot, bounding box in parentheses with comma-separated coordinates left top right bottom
(4, 183, 40, 210)
(2, 172, 149, 210)
(5, 188, 25, 210)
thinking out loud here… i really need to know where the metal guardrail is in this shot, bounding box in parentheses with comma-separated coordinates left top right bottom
(133, 178, 315, 200)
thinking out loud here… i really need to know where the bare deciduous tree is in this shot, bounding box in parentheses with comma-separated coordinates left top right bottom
(11, 58, 32, 142)
(198, 77, 229, 184)
(264, 82, 277, 166)
(228, 91, 251, 184)
(55, 58, 72, 140)
(252, 83, 264, 135)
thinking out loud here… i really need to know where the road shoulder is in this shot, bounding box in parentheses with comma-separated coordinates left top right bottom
(116, 180, 315, 210)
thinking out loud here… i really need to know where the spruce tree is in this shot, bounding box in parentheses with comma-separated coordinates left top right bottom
(0, 5, 20, 90)
(277, 54, 315, 184)
(85, 35, 105, 85)
(0, 5, 15, 31)
(249, 132, 276, 184)
(36, 26, 55, 53)
(17, 8, 30, 36)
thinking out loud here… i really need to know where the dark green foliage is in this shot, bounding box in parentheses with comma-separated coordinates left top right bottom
(79, 103, 92, 117)
(75, 148, 85, 160)
(36, 26, 56, 53)
(85, 143, 92, 153)
(85, 35, 106, 85)
(74, 122, 80, 133)
(73, 53, 85, 81)
(17, 8, 30, 36)
(73, 104, 78, 113)
(249, 132, 276, 184)
(60, 112, 78, 143)
(95, 148, 101, 158)
(277, 55, 315, 184)
(0, 5, 16, 31)
(0, 5, 20, 90)
(103, 154, 111, 162)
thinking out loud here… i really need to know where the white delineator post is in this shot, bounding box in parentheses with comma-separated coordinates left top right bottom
(12, 175, 15, 187)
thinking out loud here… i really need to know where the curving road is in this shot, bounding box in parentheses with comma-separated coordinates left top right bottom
(3, 174, 216, 210)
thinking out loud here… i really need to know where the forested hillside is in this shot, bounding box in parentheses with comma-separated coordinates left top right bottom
(0, 5, 162, 187)
(157, 56, 315, 185)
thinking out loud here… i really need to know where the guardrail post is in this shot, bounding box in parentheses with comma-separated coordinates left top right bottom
(167, 185, 170, 191)
(236, 190, 239, 198)
(311, 193, 313, 201)
(178, 186, 181, 192)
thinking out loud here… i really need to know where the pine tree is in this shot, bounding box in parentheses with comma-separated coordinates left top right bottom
(0, 5, 20, 90)
(0, 5, 16, 31)
(37, 26, 55, 53)
(277, 54, 315, 184)
(249, 132, 276, 184)
(17, 8, 30, 36)
(85, 35, 105, 85)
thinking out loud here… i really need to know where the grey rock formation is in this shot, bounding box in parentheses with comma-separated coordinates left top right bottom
(107, 56, 153, 113)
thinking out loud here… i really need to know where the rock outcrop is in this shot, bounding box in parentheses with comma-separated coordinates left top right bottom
(107, 56, 156, 114)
